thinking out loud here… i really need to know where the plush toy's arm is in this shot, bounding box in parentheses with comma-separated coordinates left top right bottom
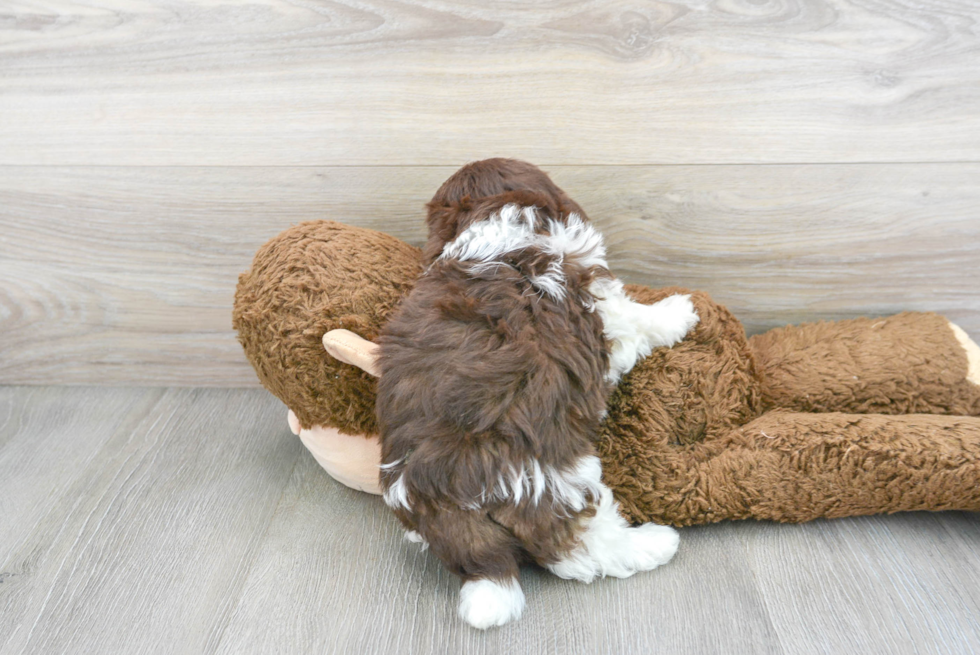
(609, 410, 980, 526)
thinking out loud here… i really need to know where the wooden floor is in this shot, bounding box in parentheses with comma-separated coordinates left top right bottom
(1, 385, 977, 654)
(3, 1, 979, 652)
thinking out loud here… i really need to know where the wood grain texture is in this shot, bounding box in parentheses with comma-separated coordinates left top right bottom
(741, 514, 980, 652)
(2, 386, 977, 654)
(214, 453, 784, 655)
(0, 386, 303, 655)
(555, 164, 980, 334)
(2, 164, 978, 385)
(0, 386, 162, 565)
(1, 0, 979, 165)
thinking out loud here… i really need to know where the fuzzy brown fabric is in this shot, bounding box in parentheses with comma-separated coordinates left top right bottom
(234, 221, 980, 525)
(375, 192, 612, 581)
(233, 221, 421, 433)
(603, 408, 980, 526)
(595, 289, 980, 525)
(750, 313, 980, 416)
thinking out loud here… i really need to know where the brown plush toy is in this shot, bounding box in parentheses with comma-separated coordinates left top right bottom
(233, 184, 980, 528)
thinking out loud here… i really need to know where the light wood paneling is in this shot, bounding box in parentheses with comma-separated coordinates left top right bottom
(2, 386, 978, 654)
(1, 0, 979, 166)
(557, 164, 980, 333)
(1, 164, 978, 385)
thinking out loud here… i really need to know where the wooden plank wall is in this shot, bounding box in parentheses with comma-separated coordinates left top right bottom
(1, 0, 978, 386)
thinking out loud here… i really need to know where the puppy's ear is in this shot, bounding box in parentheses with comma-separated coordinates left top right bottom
(423, 197, 471, 265)
(496, 189, 561, 218)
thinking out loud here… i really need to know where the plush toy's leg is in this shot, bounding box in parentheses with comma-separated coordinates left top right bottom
(749, 313, 980, 416)
(950, 323, 980, 386)
(607, 411, 980, 526)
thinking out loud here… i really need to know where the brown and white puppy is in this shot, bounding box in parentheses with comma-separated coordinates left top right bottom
(376, 159, 698, 629)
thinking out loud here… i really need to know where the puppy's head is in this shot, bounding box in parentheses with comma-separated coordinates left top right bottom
(424, 158, 586, 265)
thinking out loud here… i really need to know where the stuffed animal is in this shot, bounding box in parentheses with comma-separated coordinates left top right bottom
(233, 203, 980, 528)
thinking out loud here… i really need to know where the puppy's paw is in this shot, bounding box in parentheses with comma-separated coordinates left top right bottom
(627, 523, 680, 572)
(458, 578, 525, 629)
(648, 294, 699, 347)
(404, 530, 428, 550)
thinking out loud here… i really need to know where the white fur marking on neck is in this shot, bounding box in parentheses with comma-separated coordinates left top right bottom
(542, 214, 608, 270)
(438, 207, 610, 307)
(439, 203, 539, 264)
(439, 207, 607, 272)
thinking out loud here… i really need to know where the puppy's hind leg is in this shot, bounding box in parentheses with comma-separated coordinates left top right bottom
(458, 575, 524, 630)
(420, 508, 525, 629)
(546, 484, 679, 583)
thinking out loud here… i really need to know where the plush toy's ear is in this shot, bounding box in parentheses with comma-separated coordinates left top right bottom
(322, 329, 380, 377)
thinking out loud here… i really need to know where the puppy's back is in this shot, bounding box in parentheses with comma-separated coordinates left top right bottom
(377, 194, 609, 511)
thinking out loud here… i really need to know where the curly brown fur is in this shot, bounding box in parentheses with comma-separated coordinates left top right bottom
(423, 158, 587, 265)
(376, 192, 609, 584)
(375, 160, 695, 629)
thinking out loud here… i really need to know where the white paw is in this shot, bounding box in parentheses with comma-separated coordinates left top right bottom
(404, 530, 428, 550)
(458, 578, 525, 629)
(546, 551, 601, 583)
(648, 294, 699, 347)
(627, 523, 680, 572)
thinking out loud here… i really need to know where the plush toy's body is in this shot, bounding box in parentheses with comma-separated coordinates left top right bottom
(234, 220, 980, 527)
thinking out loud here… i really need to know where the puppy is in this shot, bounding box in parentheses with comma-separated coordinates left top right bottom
(376, 159, 699, 629)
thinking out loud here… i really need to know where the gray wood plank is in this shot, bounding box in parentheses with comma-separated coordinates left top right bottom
(214, 454, 783, 655)
(0, 386, 163, 565)
(2, 164, 978, 386)
(741, 514, 980, 654)
(1, 0, 978, 165)
(1, 386, 979, 653)
(0, 387, 302, 655)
